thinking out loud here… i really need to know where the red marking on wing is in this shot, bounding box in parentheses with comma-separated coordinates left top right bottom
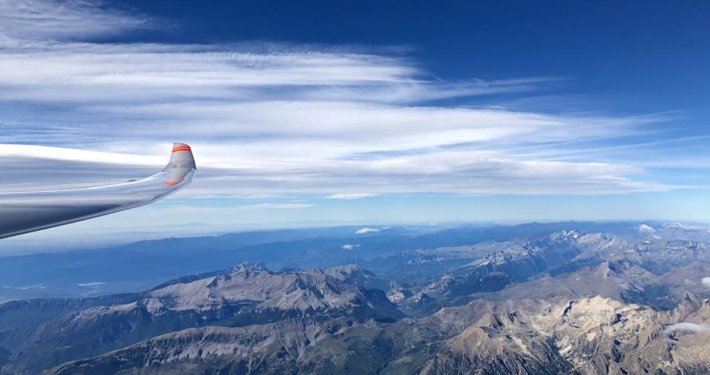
(172, 145, 192, 153)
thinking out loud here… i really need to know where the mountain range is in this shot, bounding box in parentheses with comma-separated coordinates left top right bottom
(2, 222, 710, 374)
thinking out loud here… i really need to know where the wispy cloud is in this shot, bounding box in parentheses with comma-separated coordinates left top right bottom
(0, 0, 682, 200)
(237, 203, 312, 210)
(0, 0, 151, 42)
(327, 193, 378, 200)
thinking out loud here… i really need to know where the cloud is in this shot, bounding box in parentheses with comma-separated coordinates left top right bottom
(327, 193, 378, 200)
(342, 244, 359, 250)
(701, 277, 710, 288)
(0, 144, 163, 166)
(0, 0, 152, 42)
(237, 203, 312, 210)
(637, 224, 656, 234)
(664, 322, 710, 335)
(356, 227, 380, 235)
(0, 0, 680, 200)
(77, 282, 106, 287)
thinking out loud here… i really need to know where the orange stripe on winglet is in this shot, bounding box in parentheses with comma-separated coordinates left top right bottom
(172, 145, 192, 153)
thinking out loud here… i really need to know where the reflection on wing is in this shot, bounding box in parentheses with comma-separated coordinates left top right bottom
(0, 143, 196, 239)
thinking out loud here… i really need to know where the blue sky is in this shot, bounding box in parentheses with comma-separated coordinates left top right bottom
(1, 0, 710, 249)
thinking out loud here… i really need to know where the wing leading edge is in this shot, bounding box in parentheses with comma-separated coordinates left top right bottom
(0, 143, 196, 239)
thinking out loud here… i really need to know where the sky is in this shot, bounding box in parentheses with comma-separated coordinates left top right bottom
(2, 0, 710, 250)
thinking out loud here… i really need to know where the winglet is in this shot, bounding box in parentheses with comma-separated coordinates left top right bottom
(163, 142, 196, 187)
(168, 143, 197, 170)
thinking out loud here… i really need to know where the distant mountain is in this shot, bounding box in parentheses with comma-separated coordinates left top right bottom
(0, 222, 659, 300)
(390, 230, 621, 313)
(388, 226, 710, 315)
(0, 264, 402, 374)
(4, 221, 710, 374)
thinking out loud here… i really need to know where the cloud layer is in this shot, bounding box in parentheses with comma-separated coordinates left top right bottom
(0, 0, 675, 200)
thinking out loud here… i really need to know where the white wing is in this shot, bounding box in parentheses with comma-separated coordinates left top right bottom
(0, 143, 196, 239)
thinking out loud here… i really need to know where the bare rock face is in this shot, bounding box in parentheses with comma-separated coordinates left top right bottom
(0, 264, 403, 375)
(50, 320, 327, 375)
(413, 231, 621, 304)
(48, 316, 407, 375)
(324, 264, 383, 288)
(423, 296, 710, 375)
(146, 264, 371, 313)
(422, 312, 575, 375)
(9, 224, 710, 374)
(42, 295, 710, 375)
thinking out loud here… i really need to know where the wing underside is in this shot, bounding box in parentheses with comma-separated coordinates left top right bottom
(0, 143, 196, 239)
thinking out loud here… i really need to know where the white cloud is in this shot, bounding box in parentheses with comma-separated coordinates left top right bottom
(77, 282, 105, 287)
(0, 0, 679, 200)
(237, 203, 312, 210)
(664, 322, 710, 335)
(0, 0, 152, 42)
(701, 277, 710, 289)
(356, 227, 380, 235)
(341, 244, 359, 250)
(637, 224, 656, 234)
(0, 144, 163, 166)
(327, 193, 378, 200)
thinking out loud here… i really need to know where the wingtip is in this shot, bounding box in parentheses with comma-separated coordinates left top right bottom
(162, 142, 196, 187)
(166, 142, 196, 170)
(172, 143, 192, 153)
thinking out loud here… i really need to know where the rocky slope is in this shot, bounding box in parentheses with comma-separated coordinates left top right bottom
(6, 223, 710, 374)
(422, 295, 710, 375)
(46, 296, 710, 375)
(0, 264, 402, 374)
(391, 231, 624, 313)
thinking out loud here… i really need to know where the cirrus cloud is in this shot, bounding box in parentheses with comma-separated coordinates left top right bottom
(0, 0, 679, 201)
